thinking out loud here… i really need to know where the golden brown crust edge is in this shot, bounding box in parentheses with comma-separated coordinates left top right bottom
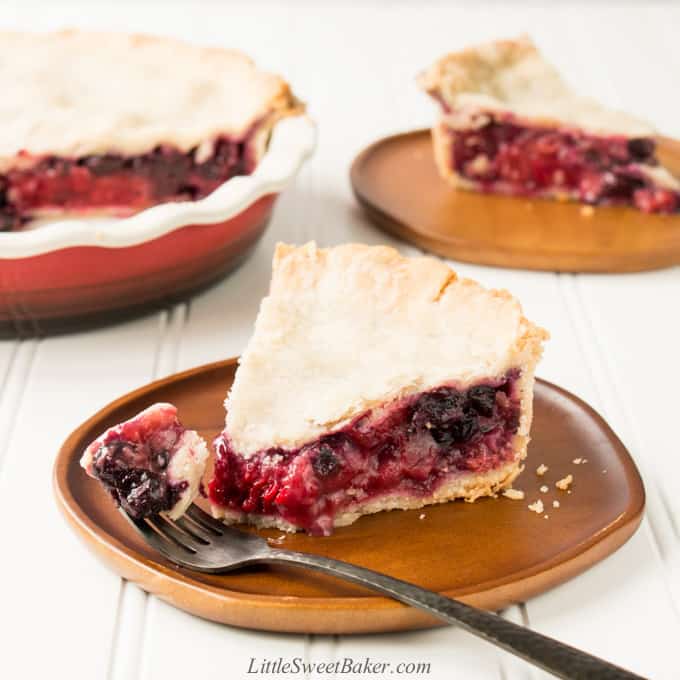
(249, 86, 306, 162)
(431, 123, 477, 191)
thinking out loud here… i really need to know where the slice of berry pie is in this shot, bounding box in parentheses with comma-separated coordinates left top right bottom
(0, 31, 303, 231)
(208, 243, 548, 535)
(419, 36, 680, 213)
(81, 403, 209, 520)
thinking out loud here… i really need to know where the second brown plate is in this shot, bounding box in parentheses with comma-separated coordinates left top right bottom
(54, 359, 644, 634)
(351, 129, 680, 272)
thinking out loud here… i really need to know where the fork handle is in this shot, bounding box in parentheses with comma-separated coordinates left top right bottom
(264, 550, 642, 680)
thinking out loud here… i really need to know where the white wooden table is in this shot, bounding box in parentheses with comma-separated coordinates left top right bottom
(2, 2, 679, 678)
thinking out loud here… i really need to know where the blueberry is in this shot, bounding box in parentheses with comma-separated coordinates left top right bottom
(122, 470, 169, 517)
(429, 426, 454, 446)
(93, 440, 136, 480)
(0, 179, 8, 208)
(0, 209, 18, 231)
(627, 138, 655, 162)
(450, 413, 479, 442)
(467, 385, 497, 417)
(91, 440, 179, 518)
(84, 154, 127, 176)
(177, 184, 201, 200)
(412, 388, 480, 445)
(312, 444, 341, 478)
(584, 149, 602, 165)
(42, 156, 69, 174)
(412, 389, 465, 430)
(602, 171, 646, 199)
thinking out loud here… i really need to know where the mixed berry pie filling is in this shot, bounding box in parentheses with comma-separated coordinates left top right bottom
(209, 372, 522, 535)
(81, 403, 208, 520)
(444, 113, 680, 213)
(90, 438, 189, 519)
(0, 132, 258, 231)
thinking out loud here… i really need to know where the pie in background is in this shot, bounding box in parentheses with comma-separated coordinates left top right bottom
(0, 31, 303, 231)
(419, 36, 679, 214)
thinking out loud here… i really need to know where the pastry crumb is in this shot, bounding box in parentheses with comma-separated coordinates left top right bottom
(552, 500, 560, 508)
(419, 513, 426, 520)
(539, 485, 549, 493)
(528, 499, 544, 514)
(503, 488, 525, 500)
(556, 474, 573, 491)
(573, 457, 587, 465)
(267, 534, 287, 546)
(536, 464, 548, 476)
(580, 205, 595, 217)
(544, 514, 549, 519)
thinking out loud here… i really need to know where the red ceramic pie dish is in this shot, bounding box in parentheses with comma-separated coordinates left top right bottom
(0, 117, 315, 336)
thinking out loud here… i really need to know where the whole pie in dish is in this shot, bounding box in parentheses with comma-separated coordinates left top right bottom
(81, 403, 209, 520)
(419, 36, 680, 214)
(208, 243, 548, 535)
(0, 31, 302, 231)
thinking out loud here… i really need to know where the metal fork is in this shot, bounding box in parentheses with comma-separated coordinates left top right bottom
(124, 505, 642, 680)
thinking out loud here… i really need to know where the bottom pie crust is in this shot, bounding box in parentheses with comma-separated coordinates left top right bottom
(211, 457, 523, 533)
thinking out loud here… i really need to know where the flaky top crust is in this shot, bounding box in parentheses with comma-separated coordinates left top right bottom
(0, 30, 302, 169)
(419, 35, 654, 137)
(225, 242, 548, 456)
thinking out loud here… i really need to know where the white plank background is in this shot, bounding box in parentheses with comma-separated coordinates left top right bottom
(1, 2, 679, 678)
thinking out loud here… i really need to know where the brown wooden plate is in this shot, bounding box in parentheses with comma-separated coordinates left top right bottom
(351, 129, 680, 273)
(54, 358, 645, 634)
